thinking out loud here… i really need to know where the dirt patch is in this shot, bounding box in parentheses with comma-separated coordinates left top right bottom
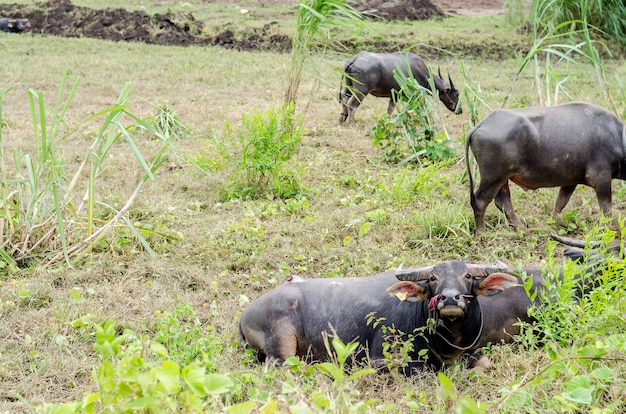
(0, 0, 508, 52)
(0, 0, 291, 51)
(352, 0, 444, 21)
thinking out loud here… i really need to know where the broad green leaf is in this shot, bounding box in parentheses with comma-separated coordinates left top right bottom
(289, 404, 313, 414)
(152, 360, 181, 393)
(225, 401, 256, 414)
(590, 367, 614, 384)
(204, 374, 233, 395)
(437, 372, 456, 399)
(358, 221, 371, 237)
(281, 380, 297, 394)
(315, 362, 343, 382)
(347, 367, 376, 382)
(561, 388, 593, 405)
(150, 342, 169, 358)
(183, 364, 207, 396)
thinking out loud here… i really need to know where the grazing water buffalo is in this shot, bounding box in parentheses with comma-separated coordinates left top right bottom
(465, 102, 626, 232)
(239, 260, 518, 374)
(339, 51, 461, 125)
(0, 18, 29, 33)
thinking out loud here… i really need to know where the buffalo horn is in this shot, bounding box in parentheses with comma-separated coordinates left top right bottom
(466, 262, 509, 276)
(549, 232, 588, 248)
(395, 264, 434, 281)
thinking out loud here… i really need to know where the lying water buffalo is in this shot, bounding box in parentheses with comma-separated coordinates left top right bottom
(239, 260, 518, 374)
(0, 18, 29, 33)
(465, 102, 626, 232)
(339, 51, 461, 125)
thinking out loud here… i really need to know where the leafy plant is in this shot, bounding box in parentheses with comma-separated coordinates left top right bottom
(370, 67, 453, 164)
(221, 103, 304, 200)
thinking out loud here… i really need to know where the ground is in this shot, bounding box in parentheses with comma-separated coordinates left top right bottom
(0, 0, 508, 50)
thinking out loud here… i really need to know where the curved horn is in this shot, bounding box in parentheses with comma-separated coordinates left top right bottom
(549, 232, 588, 248)
(395, 265, 434, 281)
(466, 262, 509, 276)
(438, 66, 443, 80)
(448, 71, 455, 90)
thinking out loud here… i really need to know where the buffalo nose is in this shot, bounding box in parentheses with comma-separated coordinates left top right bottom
(441, 289, 462, 302)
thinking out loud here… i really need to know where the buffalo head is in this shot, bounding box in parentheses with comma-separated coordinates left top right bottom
(438, 67, 462, 114)
(388, 261, 516, 321)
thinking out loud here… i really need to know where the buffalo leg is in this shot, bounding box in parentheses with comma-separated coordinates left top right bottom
(339, 101, 349, 123)
(387, 99, 395, 115)
(263, 318, 298, 366)
(593, 181, 613, 218)
(553, 185, 577, 215)
(494, 182, 524, 228)
(346, 93, 366, 125)
(472, 178, 511, 232)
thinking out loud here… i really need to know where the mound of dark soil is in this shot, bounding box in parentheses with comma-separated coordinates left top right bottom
(0, 0, 443, 52)
(352, 0, 444, 21)
(0, 0, 291, 51)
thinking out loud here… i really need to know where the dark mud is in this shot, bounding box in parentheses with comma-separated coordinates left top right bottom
(0, 0, 446, 52)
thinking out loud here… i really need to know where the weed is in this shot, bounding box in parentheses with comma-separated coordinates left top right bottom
(0, 72, 174, 271)
(370, 67, 453, 164)
(221, 103, 304, 200)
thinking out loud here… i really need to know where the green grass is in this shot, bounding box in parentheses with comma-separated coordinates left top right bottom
(1, 1, 626, 411)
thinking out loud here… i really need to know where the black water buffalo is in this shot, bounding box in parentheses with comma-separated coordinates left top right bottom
(339, 51, 461, 125)
(0, 18, 29, 33)
(239, 260, 518, 374)
(465, 102, 626, 232)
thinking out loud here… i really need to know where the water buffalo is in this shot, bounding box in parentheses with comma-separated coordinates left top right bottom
(239, 260, 518, 374)
(0, 18, 29, 33)
(465, 102, 626, 232)
(339, 51, 461, 125)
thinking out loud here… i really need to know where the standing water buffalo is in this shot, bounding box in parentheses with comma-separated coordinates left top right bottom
(465, 102, 626, 232)
(339, 51, 462, 125)
(239, 260, 518, 374)
(0, 18, 29, 33)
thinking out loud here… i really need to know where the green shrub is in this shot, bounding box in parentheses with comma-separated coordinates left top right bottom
(369, 67, 453, 164)
(221, 103, 304, 200)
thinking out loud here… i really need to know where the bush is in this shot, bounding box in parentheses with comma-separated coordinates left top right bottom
(369, 67, 453, 164)
(221, 103, 304, 200)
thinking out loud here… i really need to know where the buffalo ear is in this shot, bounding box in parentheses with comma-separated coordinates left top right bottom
(386, 281, 428, 302)
(474, 273, 519, 296)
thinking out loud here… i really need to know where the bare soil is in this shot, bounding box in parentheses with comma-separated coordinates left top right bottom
(0, 0, 508, 52)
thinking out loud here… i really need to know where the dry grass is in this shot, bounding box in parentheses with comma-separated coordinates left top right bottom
(1, 3, 626, 412)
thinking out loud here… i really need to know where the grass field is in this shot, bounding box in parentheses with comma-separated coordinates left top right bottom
(1, 0, 626, 412)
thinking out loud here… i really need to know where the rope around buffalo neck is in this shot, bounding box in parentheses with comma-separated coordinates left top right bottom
(432, 303, 484, 352)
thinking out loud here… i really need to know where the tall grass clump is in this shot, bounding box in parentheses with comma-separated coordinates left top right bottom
(285, 0, 363, 106)
(532, 0, 626, 49)
(0, 72, 173, 272)
(370, 67, 453, 164)
(503, 0, 618, 113)
(221, 103, 304, 200)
